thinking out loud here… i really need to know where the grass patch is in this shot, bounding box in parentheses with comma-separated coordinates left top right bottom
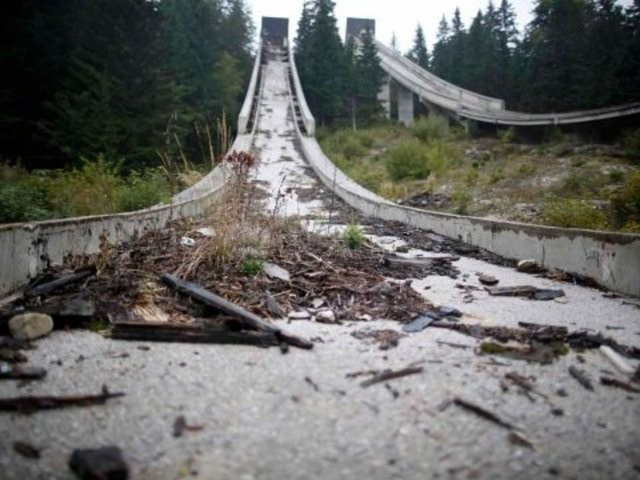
(542, 198, 609, 230)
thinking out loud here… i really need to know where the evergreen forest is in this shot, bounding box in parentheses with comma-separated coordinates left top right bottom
(0, 0, 254, 172)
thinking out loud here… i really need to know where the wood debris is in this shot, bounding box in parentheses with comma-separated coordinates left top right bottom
(0, 386, 124, 414)
(453, 396, 517, 430)
(360, 365, 423, 388)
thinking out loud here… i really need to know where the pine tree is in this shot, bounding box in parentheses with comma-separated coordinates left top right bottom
(518, 0, 593, 112)
(407, 24, 430, 70)
(294, 1, 315, 87)
(431, 15, 451, 79)
(355, 29, 384, 124)
(301, 0, 345, 125)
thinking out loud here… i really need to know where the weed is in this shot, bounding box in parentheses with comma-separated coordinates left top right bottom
(559, 173, 590, 196)
(342, 220, 366, 249)
(517, 162, 536, 176)
(411, 115, 450, 143)
(500, 127, 517, 144)
(379, 181, 407, 201)
(489, 169, 505, 184)
(452, 188, 472, 215)
(622, 128, 640, 162)
(542, 198, 608, 230)
(610, 171, 640, 228)
(241, 258, 264, 275)
(385, 139, 430, 181)
(609, 170, 625, 183)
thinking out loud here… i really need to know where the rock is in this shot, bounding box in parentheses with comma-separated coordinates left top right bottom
(316, 310, 336, 324)
(263, 263, 291, 282)
(180, 236, 196, 247)
(288, 310, 310, 320)
(517, 259, 542, 273)
(195, 227, 215, 237)
(69, 447, 129, 480)
(394, 245, 409, 253)
(8, 313, 53, 340)
(478, 274, 499, 286)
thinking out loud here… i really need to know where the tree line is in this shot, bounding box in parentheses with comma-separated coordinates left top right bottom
(294, 0, 385, 127)
(410, 0, 640, 113)
(0, 0, 254, 171)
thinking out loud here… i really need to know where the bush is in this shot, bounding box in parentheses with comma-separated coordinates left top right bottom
(0, 165, 52, 222)
(411, 115, 450, 143)
(385, 139, 431, 181)
(610, 171, 640, 229)
(622, 128, 640, 161)
(117, 168, 172, 212)
(452, 189, 472, 215)
(500, 127, 517, 144)
(48, 155, 123, 217)
(542, 198, 608, 230)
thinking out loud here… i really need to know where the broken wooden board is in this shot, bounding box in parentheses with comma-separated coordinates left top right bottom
(0, 387, 124, 414)
(485, 285, 565, 300)
(24, 267, 96, 298)
(109, 322, 280, 348)
(384, 255, 459, 268)
(161, 274, 313, 350)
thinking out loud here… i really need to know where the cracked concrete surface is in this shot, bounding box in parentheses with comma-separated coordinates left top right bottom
(1, 51, 639, 480)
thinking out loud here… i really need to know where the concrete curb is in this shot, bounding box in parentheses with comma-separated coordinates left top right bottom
(288, 52, 640, 297)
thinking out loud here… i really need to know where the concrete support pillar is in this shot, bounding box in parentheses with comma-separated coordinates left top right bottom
(397, 84, 414, 126)
(378, 75, 391, 120)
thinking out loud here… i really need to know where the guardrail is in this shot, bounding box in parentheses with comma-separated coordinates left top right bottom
(238, 49, 263, 135)
(288, 46, 315, 136)
(287, 48, 640, 297)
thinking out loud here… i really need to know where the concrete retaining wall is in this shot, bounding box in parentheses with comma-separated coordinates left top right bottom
(287, 52, 640, 297)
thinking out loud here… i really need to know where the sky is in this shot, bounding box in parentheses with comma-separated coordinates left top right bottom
(247, 0, 634, 52)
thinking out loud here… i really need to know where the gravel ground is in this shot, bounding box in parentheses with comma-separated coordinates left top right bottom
(1, 49, 639, 480)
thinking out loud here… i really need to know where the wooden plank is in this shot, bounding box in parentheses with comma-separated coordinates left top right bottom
(109, 322, 279, 348)
(25, 267, 95, 298)
(161, 274, 313, 350)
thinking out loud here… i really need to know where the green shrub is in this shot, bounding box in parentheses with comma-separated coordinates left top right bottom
(452, 189, 472, 215)
(610, 171, 640, 228)
(500, 127, 517, 144)
(609, 170, 624, 183)
(342, 220, 366, 249)
(385, 139, 431, 181)
(411, 115, 450, 143)
(48, 155, 123, 217)
(559, 173, 590, 196)
(542, 198, 608, 230)
(0, 165, 52, 222)
(622, 128, 640, 161)
(489, 169, 505, 184)
(117, 168, 172, 212)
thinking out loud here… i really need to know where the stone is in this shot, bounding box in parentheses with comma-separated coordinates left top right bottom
(517, 259, 541, 273)
(316, 310, 336, 324)
(263, 263, 291, 282)
(478, 274, 499, 286)
(69, 447, 129, 480)
(288, 310, 310, 320)
(8, 313, 53, 341)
